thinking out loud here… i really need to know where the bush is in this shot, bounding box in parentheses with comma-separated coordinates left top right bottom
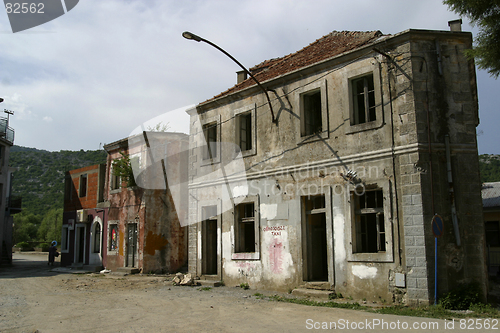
(439, 282, 482, 310)
(16, 241, 30, 249)
(40, 243, 51, 251)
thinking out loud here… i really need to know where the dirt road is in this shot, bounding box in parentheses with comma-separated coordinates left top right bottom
(0, 253, 457, 333)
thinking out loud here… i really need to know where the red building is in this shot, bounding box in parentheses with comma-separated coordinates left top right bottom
(61, 164, 107, 270)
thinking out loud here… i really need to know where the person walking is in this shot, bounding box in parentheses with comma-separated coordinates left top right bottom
(48, 241, 59, 266)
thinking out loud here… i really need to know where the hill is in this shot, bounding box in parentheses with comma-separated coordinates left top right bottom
(479, 154, 500, 183)
(9, 146, 107, 216)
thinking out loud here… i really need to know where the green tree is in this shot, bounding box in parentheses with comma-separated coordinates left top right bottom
(112, 152, 138, 187)
(13, 213, 41, 244)
(444, 0, 500, 77)
(37, 208, 63, 242)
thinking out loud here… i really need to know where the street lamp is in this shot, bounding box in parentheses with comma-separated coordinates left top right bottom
(182, 31, 276, 123)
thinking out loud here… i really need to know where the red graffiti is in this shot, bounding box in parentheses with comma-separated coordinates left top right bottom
(269, 238, 283, 274)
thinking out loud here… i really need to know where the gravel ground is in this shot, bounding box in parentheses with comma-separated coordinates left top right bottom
(0, 252, 454, 333)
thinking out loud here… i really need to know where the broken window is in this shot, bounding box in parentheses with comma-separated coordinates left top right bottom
(235, 202, 256, 253)
(109, 224, 118, 251)
(238, 113, 252, 151)
(485, 221, 500, 247)
(79, 174, 87, 197)
(351, 74, 376, 125)
(203, 122, 218, 160)
(352, 188, 385, 253)
(301, 90, 322, 137)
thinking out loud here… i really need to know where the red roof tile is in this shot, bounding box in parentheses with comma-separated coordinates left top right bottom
(201, 30, 386, 105)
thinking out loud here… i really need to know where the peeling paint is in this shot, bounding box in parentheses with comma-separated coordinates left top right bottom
(260, 204, 277, 220)
(232, 185, 248, 198)
(144, 231, 168, 256)
(352, 265, 377, 279)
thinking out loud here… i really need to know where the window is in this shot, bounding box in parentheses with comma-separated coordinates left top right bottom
(301, 90, 322, 136)
(93, 223, 101, 253)
(109, 224, 118, 251)
(203, 123, 218, 160)
(79, 174, 87, 197)
(485, 221, 500, 246)
(111, 172, 121, 190)
(235, 203, 255, 253)
(351, 74, 375, 125)
(238, 113, 252, 151)
(232, 196, 260, 260)
(353, 188, 385, 253)
(296, 79, 328, 144)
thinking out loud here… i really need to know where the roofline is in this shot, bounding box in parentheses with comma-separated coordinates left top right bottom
(196, 28, 472, 113)
(103, 131, 189, 153)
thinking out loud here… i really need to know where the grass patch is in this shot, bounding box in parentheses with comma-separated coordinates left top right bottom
(268, 295, 500, 320)
(239, 283, 250, 290)
(199, 287, 212, 291)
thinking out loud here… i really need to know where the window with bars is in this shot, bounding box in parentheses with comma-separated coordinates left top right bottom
(353, 188, 385, 253)
(351, 74, 376, 125)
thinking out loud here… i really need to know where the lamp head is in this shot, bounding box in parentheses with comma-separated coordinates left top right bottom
(182, 31, 202, 42)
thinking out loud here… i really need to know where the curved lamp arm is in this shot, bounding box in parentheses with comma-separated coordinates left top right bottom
(182, 31, 276, 123)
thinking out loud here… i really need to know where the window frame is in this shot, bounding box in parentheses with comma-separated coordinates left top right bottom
(234, 103, 257, 158)
(346, 182, 393, 262)
(485, 221, 500, 247)
(61, 224, 70, 253)
(79, 174, 87, 197)
(232, 195, 260, 260)
(200, 115, 221, 166)
(345, 63, 384, 134)
(295, 79, 329, 144)
(108, 222, 119, 253)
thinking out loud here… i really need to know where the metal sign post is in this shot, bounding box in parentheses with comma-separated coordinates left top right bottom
(431, 214, 444, 305)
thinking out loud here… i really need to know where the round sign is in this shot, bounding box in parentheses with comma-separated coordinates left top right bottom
(431, 214, 444, 238)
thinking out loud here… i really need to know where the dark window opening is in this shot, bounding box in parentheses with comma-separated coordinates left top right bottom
(239, 113, 252, 151)
(351, 74, 375, 125)
(486, 221, 500, 247)
(353, 188, 385, 253)
(302, 90, 322, 136)
(203, 123, 218, 160)
(79, 174, 87, 197)
(94, 223, 101, 253)
(235, 202, 255, 253)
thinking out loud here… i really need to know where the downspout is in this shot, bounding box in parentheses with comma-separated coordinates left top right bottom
(445, 135, 461, 246)
(373, 48, 402, 267)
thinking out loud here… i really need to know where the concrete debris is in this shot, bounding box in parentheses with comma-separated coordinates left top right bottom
(180, 273, 194, 286)
(100, 269, 111, 274)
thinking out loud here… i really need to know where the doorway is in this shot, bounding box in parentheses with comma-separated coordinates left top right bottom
(302, 195, 328, 281)
(75, 225, 86, 264)
(201, 206, 218, 275)
(126, 223, 137, 267)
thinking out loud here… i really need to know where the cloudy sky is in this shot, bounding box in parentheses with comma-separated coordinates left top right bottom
(0, 0, 498, 154)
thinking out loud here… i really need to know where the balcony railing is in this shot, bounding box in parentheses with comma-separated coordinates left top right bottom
(0, 117, 14, 144)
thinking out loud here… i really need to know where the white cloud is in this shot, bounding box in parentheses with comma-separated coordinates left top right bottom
(0, 0, 497, 153)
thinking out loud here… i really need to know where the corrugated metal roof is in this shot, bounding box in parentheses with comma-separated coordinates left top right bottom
(482, 182, 500, 208)
(201, 30, 386, 105)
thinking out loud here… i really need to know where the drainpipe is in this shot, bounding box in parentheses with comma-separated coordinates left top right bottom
(445, 135, 461, 246)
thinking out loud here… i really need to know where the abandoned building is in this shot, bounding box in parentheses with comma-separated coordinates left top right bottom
(0, 114, 18, 266)
(483, 182, 500, 275)
(102, 132, 189, 274)
(186, 22, 486, 305)
(61, 164, 107, 270)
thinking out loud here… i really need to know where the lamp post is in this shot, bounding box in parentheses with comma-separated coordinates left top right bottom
(182, 31, 276, 123)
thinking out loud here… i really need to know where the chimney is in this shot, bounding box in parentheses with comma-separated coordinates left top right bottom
(448, 19, 462, 32)
(237, 70, 247, 84)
